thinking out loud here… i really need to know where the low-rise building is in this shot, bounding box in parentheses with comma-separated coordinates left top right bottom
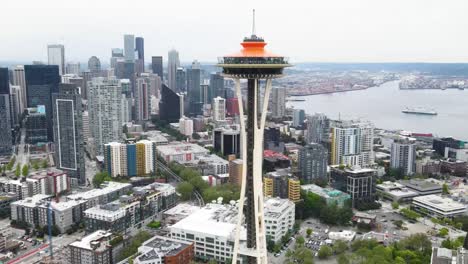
(163, 203, 201, 225)
(399, 179, 442, 196)
(10, 194, 52, 224)
(68, 230, 114, 264)
(187, 154, 229, 175)
(301, 184, 351, 207)
(264, 197, 295, 243)
(156, 142, 209, 164)
(352, 212, 377, 227)
(440, 159, 467, 177)
(66, 181, 132, 209)
(376, 181, 419, 203)
(134, 235, 195, 264)
(328, 230, 356, 242)
(412, 194, 467, 218)
(37, 199, 88, 233)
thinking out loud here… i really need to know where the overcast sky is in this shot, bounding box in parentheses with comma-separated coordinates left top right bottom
(2, 0, 468, 64)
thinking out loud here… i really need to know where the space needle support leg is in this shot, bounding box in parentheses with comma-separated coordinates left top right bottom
(232, 78, 247, 264)
(252, 78, 272, 264)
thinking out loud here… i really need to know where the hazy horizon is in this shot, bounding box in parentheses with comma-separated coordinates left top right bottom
(2, 0, 468, 64)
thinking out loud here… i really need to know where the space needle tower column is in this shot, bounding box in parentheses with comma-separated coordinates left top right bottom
(217, 10, 290, 264)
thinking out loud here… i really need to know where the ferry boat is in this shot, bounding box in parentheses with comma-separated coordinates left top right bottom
(402, 107, 437, 116)
(286, 97, 306, 102)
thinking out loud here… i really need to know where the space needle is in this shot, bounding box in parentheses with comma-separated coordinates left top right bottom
(217, 10, 290, 264)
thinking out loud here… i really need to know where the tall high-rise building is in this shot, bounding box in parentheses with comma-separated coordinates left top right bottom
(151, 56, 163, 80)
(135, 73, 158, 121)
(306, 113, 330, 144)
(12, 66, 27, 114)
(330, 120, 374, 168)
(135, 37, 144, 73)
(298, 143, 328, 184)
(263, 169, 301, 203)
(0, 68, 12, 156)
(186, 61, 202, 116)
(53, 84, 85, 185)
(24, 65, 60, 141)
(292, 109, 305, 127)
(210, 73, 225, 99)
(110, 48, 124, 68)
(9, 85, 21, 127)
(270, 87, 286, 118)
(159, 84, 182, 123)
(391, 138, 416, 176)
(88, 56, 101, 73)
(66, 62, 80, 75)
(104, 140, 157, 177)
(175, 68, 186, 92)
(47, 44, 65, 75)
(119, 79, 132, 123)
(124, 34, 135, 62)
(212, 96, 226, 122)
(88, 77, 123, 156)
(167, 49, 180, 91)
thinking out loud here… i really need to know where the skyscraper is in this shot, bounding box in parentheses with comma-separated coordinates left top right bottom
(53, 84, 85, 185)
(12, 66, 27, 114)
(24, 65, 60, 141)
(167, 49, 180, 91)
(111, 48, 124, 68)
(66, 62, 80, 75)
(88, 56, 101, 73)
(151, 56, 163, 80)
(391, 138, 416, 176)
(9, 85, 21, 127)
(330, 120, 374, 168)
(186, 61, 202, 116)
(298, 143, 328, 184)
(135, 73, 158, 121)
(135, 37, 144, 73)
(175, 68, 186, 92)
(124, 34, 135, 62)
(209, 72, 224, 99)
(47, 44, 65, 75)
(212, 96, 226, 122)
(0, 68, 12, 156)
(292, 109, 305, 127)
(306, 113, 330, 144)
(88, 77, 123, 156)
(159, 84, 182, 123)
(270, 87, 286, 118)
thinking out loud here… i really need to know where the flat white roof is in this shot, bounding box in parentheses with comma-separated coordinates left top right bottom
(12, 194, 51, 207)
(164, 203, 200, 217)
(69, 230, 112, 250)
(156, 142, 209, 156)
(413, 195, 466, 212)
(170, 203, 245, 239)
(67, 181, 131, 201)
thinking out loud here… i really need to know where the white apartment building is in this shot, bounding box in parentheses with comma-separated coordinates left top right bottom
(391, 138, 416, 175)
(88, 77, 122, 156)
(264, 197, 295, 243)
(179, 116, 194, 137)
(212, 96, 226, 122)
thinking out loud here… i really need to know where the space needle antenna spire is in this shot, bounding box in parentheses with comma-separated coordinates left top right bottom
(252, 9, 256, 36)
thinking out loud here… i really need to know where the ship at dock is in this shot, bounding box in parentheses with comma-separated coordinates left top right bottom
(402, 107, 437, 115)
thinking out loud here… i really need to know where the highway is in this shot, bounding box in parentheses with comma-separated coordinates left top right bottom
(156, 160, 205, 207)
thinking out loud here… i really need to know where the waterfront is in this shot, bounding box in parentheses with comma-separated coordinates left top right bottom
(287, 81, 468, 140)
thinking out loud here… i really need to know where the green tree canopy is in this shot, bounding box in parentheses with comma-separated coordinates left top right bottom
(176, 182, 194, 201)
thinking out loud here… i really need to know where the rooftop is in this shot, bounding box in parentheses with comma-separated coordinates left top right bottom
(301, 184, 351, 200)
(400, 179, 442, 192)
(136, 236, 193, 262)
(156, 142, 209, 156)
(11, 194, 51, 208)
(264, 197, 295, 219)
(69, 230, 112, 251)
(413, 195, 467, 212)
(164, 203, 200, 217)
(66, 181, 131, 201)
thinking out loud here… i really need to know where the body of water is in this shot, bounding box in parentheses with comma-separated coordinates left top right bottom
(287, 81, 468, 141)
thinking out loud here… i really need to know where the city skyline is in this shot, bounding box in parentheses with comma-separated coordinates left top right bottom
(2, 0, 468, 63)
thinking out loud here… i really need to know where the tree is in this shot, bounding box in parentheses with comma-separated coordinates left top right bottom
(442, 183, 450, 194)
(399, 208, 421, 220)
(391, 201, 399, 210)
(92, 171, 112, 187)
(333, 240, 348, 255)
(192, 133, 201, 140)
(21, 164, 29, 176)
(15, 164, 21, 177)
(176, 182, 194, 201)
(438, 227, 449, 237)
(306, 228, 313, 238)
(318, 245, 333, 259)
(41, 159, 49, 168)
(285, 244, 314, 264)
(296, 236, 305, 246)
(393, 220, 404, 229)
(32, 161, 40, 170)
